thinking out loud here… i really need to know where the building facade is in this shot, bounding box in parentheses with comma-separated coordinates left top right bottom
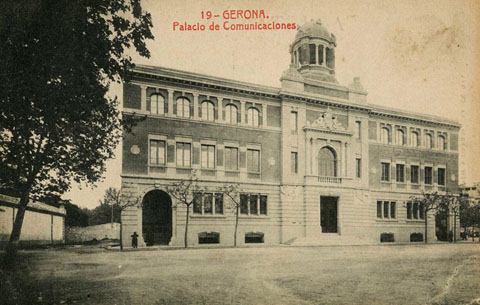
(120, 19, 460, 247)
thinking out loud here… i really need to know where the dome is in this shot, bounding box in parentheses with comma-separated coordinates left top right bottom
(295, 19, 335, 44)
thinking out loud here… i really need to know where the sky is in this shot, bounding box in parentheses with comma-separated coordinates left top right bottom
(64, 0, 480, 209)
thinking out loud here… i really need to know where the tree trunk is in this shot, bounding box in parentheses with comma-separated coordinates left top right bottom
(424, 210, 428, 244)
(234, 205, 239, 247)
(5, 191, 30, 265)
(184, 204, 190, 248)
(120, 212, 123, 251)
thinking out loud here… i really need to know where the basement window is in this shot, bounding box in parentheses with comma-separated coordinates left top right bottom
(245, 232, 264, 244)
(198, 232, 220, 244)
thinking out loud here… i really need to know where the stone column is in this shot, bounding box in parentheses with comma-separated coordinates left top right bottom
(193, 92, 199, 119)
(323, 47, 327, 67)
(344, 142, 348, 177)
(240, 100, 246, 124)
(140, 85, 147, 111)
(167, 89, 174, 117)
(315, 45, 319, 65)
(217, 97, 223, 122)
(341, 141, 346, 177)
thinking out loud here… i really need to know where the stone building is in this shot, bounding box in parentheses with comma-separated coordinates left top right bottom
(120, 19, 460, 247)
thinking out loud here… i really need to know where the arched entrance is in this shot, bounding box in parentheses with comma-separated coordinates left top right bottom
(142, 190, 172, 246)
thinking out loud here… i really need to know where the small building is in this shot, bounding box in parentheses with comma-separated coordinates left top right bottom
(0, 194, 66, 248)
(120, 19, 460, 247)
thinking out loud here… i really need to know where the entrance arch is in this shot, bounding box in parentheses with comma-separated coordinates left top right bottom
(142, 190, 172, 246)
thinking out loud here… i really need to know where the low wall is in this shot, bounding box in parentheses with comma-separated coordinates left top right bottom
(66, 223, 120, 244)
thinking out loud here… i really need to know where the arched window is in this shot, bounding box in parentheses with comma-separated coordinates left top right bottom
(150, 94, 165, 115)
(247, 107, 259, 127)
(381, 127, 390, 144)
(176, 97, 190, 118)
(396, 129, 405, 145)
(426, 134, 433, 149)
(411, 131, 419, 147)
(438, 135, 446, 150)
(225, 104, 237, 124)
(202, 101, 215, 121)
(318, 147, 337, 177)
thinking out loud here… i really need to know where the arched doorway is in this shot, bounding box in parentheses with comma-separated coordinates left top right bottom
(142, 190, 172, 246)
(318, 146, 337, 177)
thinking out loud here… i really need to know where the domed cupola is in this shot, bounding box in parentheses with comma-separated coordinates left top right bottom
(290, 19, 337, 83)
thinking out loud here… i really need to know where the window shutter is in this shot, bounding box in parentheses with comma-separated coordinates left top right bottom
(239, 150, 246, 168)
(217, 147, 223, 166)
(167, 143, 175, 163)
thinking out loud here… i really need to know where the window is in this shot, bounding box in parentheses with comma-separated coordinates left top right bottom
(193, 192, 224, 215)
(245, 232, 264, 243)
(356, 158, 361, 178)
(176, 142, 191, 167)
(396, 129, 405, 145)
(198, 232, 220, 244)
(247, 107, 259, 127)
(438, 135, 446, 150)
(309, 44, 316, 64)
(291, 111, 298, 132)
(396, 164, 405, 183)
(381, 162, 390, 182)
(419, 203, 425, 219)
(425, 134, 433, 149)
(424, 166, 433, 184)
(355, 121, 361, 139)
(150, 94, 165, 115)
(202, 101, 215, 121)
(377, 200, 396, 219)
(225, 104, 238, 124)
(318, 147, 337, 177)
(408, 202, 425, 220)
(438, 168, 446, 186)
(150, 140, 165, 165)
(291, 152, 298, 174)
(201, 144, 215, 169)
(224, 147, 238, 171)
(247, 149, 260, 172)
(298, 46, 307, 65)
(176, 97, 190, 118)
(240, 193, 267, 216)
(413, 202, 419, 219)
(411, 165, 419, 184)
(411, 131, 419, 147)
(381, 127, 390, 144)
(318, 45, 324, 65)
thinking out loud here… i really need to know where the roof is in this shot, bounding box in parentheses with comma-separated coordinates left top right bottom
(294, 19, 335, 44)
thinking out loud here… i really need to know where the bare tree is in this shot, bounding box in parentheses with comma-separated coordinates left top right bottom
(101, 187, 140, 251)
(219, 184, 243, 247)
(165, 171, 205, 248)
(410, 192, 449, 243)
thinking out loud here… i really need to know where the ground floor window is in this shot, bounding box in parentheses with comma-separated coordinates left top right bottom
(240, 194, 267, 216)
(193, 192, 223, 215)
(407, 201, 424, 220)
(377, 200, 396, 219)
(380, 232, 395, 242)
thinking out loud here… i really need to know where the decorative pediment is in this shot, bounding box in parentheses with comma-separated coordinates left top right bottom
(307, 108, 345, 130)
